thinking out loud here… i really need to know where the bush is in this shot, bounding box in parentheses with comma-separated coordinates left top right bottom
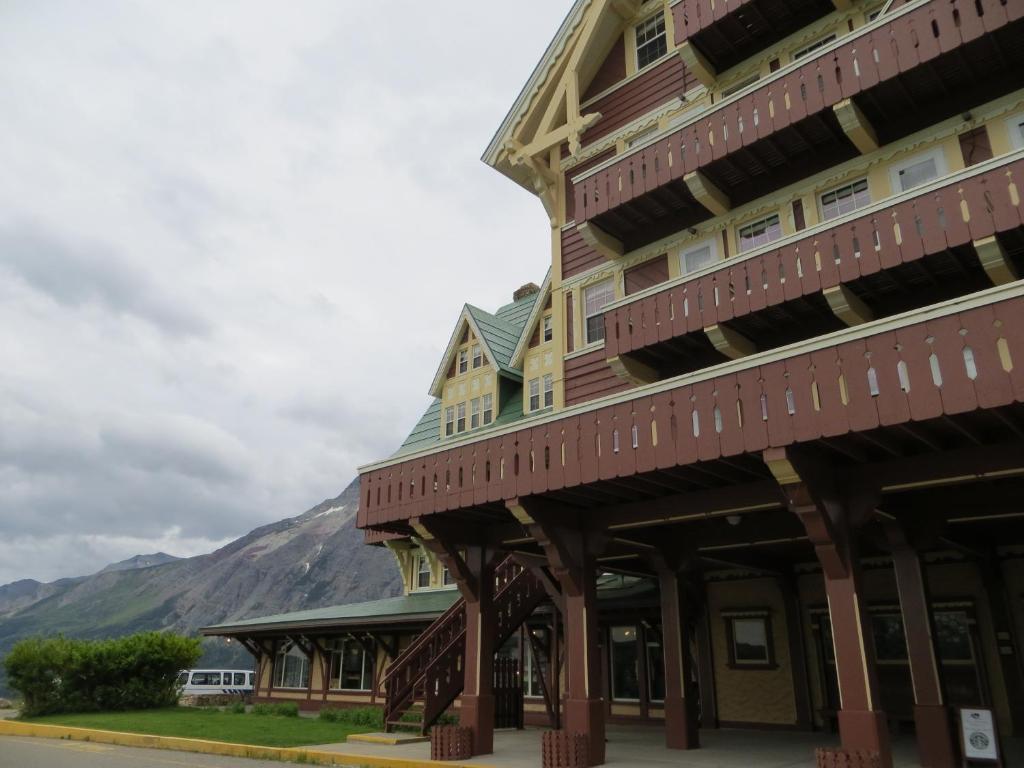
(251, 702, 299, 717)
(229, 700, 247, 714)
(4, 632, 201, 717)
(318, 705, 383, 729)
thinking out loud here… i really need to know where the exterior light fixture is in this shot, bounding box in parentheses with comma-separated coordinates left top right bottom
(726, 514, 742, 527)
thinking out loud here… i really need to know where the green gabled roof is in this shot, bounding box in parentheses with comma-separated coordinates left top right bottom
(466, 303, 524, 378)
(201, 590, 460, 635)
(393, 399, 442, 457)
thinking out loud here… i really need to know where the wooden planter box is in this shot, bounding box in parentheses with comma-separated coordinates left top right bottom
(815, 747, 882, 768)
(430, 725, 473, 761)
(542, 730, 589, 768)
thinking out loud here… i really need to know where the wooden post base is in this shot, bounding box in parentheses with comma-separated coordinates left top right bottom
(459, 693, 495, 755)
(564, 697, 605, 766)
(837, 709, 893, 768)
(662, 696, 699, 749)
(913, 704, 957, 768)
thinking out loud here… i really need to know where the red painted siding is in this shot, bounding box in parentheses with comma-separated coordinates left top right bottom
(583, 36, 627, 102)
(561, 226, 605, 281)
(581, 56, 696, 147)
(624, 254, 670, 295)
(565, 148, 615, 222)
(564, 347, 631, 407)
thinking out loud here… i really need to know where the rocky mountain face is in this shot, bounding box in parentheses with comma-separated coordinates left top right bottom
(0, 478, 402, 696)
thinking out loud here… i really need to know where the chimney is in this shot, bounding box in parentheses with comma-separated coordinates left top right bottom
(513, 282, 541, 302)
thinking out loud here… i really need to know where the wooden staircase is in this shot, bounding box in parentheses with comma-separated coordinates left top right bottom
(382, 555, 547, 734)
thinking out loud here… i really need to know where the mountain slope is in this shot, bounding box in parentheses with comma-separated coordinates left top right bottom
(0, 477, 401, 695)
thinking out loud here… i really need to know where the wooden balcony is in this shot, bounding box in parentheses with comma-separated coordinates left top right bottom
(358, 282, 1024, 532)
(603, 153, 1024, 376)
(671, 0, 836, 76)
(572, 0, 1024, 252)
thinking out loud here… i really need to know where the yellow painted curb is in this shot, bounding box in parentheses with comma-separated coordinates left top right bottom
(348, 733, 430, 746)
(0, 720, 494, 768)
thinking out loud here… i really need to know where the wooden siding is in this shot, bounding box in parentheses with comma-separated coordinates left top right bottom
(624, 254, 670, 296)
(561, 226, 606, 281)
(564, 347, 632, 407)
(574, 0, 1023, 225)
(604, 154, 1024, 361)
(583, 35, 627, 102)
(566, 291, 575, 355)
(581, 56, 695, 147)
(565, 149, 615, 223)
(359, 289, 1024, 528)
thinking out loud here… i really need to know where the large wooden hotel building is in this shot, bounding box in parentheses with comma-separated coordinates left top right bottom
(208, 1, 1024, 766)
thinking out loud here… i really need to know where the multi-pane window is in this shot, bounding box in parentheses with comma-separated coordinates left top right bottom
(444, 407, 455, 437)
(329, 638, 373, 691)
(610, 626, 641, 700)
(680, 241, 716, 274)
(872, 614, 907, 662)
(792, 34, 836, 60)
(472, 344, 483, 369)
(543, 374, 554, 409)
(456, 402, 467, 433)
(458, 349, 468, 374)
(645, 626, 665, 702)
(820, 178, 871, 221)
(542, 315, 553, 343)
(274, 643, 310, 689)
(1011, 115, 1024, 149)
(442, 566, 455, 586)
(482, 394, 493, 425)
(737, 214, 782, 253)
(524, 627, 549, 698)
(416, 556, 431, 589)
(529, 378, 541, 411)
(584, 279, 615, 344)
(893, 150, 944, 192)
(635, 12, 667, 70)
(470, 398, 480, 429)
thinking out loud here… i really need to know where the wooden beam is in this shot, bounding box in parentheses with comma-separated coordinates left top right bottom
(974, 235, 1018, 285)
(678, 41, 716, 89)
(824, 285, 874, 326)
(607, 353, 658, 385)
(833, 98, 879, 155)
(684, 171, 731, 217)
(705, 323, 756, 359)
(577, 221, 623, 259)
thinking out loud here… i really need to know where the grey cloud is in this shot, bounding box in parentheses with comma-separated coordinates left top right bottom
(0, 222, 211, 336)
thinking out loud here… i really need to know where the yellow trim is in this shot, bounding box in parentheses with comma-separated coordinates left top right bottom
(0, 720, 488, 768)
(348, 733, 430, 746)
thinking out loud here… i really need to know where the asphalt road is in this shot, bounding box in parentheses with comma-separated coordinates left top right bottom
(0, 737, 357, 768)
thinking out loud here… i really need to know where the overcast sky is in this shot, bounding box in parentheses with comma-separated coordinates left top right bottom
(0, 1, 573, 585)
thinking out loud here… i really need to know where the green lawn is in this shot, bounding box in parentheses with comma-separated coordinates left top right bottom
(24, 707, 375, 748)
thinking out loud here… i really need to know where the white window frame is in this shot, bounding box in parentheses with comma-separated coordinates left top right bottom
(583, 278, 615, 345)
(470, 398, 480, 429)
(1007, 112, 1024, 151)
(634, 11, 667, 71)
(471, 344, 483, 369)
(543, 374, 554, 409)
(482, 393, 493, 425)
(273, 643, 310, 690)
(792, 33, 837, 61)
(442, 565, 455, 586)
(736, 213, 783, 253)
(678, 237, 719, 275)
(416, 555, 432, 589)
(458, 349, 468, 374)
(542, 314, 553, 343)
(819, 177, 871, 222)
(329, 638, 373, 692)
(528, 378, 541, 412)
(889, 147, 948, 194)
(444, 406, 455, 437)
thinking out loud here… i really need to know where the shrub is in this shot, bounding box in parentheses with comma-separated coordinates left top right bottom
(318, 706, 383, 729)
(229, 700, 247, 714)
(4, 632, 201, 717)
(251, 701, 299, 717)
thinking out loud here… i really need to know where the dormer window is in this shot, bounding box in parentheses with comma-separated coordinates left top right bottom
(635, 12, 667, 70)
(542, 315, 553, 343)
(445, 407, 455, 437)
(457, 402, 467, 433)
(458, 349, 468, 374)
(416, 556, 431, 589)
(482, 394, 493, 425)
(472, 344, 483, 369)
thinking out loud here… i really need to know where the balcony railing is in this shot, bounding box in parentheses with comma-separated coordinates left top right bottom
(572, 0, 1023, 250)
(603, 151, 1024, 364)
(358, 282, 1024, 530)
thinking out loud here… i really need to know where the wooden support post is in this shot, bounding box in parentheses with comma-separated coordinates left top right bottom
(695, 590, 719, 729)
(765, 448, 893, 768)
(607, 353, 658, 386)
(510, 498, 605, 766)
(824, 285, 874, 327)
(885, 525, 957, 768)
(833, 99, 879, 155)
(975, 236, 1018, 286)
(978, 560, 1024, 737)
(577, 221, 623, 260)
(780, 575, 815, 731)
(705, 323, 756, 360)
(657, 567, 700, 750)
(684, 171, 731, 217)
(460, 544, 497, 755)
(678, 41, 716, 89)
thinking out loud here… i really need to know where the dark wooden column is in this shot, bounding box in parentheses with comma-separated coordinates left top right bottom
(979, 559, 1024, 736)
(885, 523, 957, 768)
(510, 498, 606, 767)
(459, 545, 497, 754)
(779, 575, 815, 731)
(656, 566, 700, 749)
(766, 448, 893, 768)
(694, 591, 719, 729)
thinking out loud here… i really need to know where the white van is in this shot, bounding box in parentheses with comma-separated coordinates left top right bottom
(177, 669, 255, 696)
